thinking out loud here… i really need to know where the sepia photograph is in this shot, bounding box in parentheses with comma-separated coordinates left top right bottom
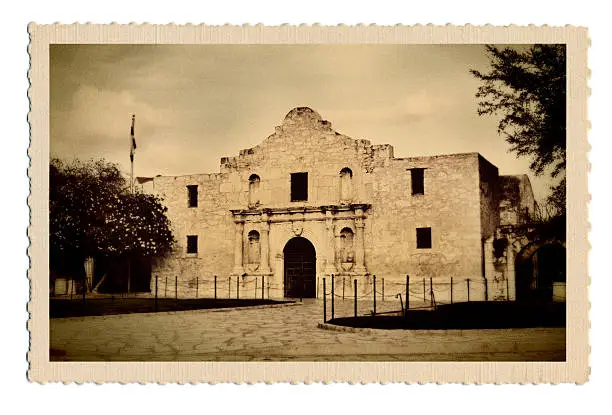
(27, 24, 589, 383)
(47, 42, 568, 362)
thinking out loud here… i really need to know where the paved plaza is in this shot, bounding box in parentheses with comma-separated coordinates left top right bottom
(50, 299, 566, 361)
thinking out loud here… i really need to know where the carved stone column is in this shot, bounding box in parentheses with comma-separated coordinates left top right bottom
(232, 218, 245, 276)
(260, 212, 271, 274)
(353, 207, 367, 274)
(324, 210, 337, 275)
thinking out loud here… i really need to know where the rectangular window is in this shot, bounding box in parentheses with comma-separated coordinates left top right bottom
(410, 168, 425, 195)
(291, 172, 308, 201)
(416, 227, 432, 249)
(186, 235, 198, 254)
(187, 185, 198, 207)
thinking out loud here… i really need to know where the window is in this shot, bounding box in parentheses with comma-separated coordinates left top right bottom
(291, 172, 308, 201)
(416, 227, 432, 249)
(187, 185, 198, 207)
(410, 168, 425, 195)
(186, 235, 198, 254)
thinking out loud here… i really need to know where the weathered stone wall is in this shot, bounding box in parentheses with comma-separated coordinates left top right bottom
(499, 175, 536, 226)
(218, 109, 389, 209)
(147, 108, 531, 302)
(483, 174, 537, 301)
(150, 173, 236, 297)
(365, 153, 485, 303)
(478, 155, 500, 241)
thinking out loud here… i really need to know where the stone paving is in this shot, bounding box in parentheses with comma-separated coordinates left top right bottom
(50, 299, 566, 361)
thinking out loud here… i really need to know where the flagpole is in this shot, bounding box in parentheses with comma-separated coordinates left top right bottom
(130, 157, 134, 195)
(130, 114, 136, 195)
(128, 114, 135, 293)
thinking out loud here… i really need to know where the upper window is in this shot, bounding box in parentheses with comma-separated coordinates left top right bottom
(410, 168, 425, 195)
(187, 185, 198, 207)
(416, 227, 432, 249)
(291, 172, 308, 202)
(186, 235, 198, 254)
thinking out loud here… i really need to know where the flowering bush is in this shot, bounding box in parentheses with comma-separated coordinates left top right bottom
(50, 158, 175, 267)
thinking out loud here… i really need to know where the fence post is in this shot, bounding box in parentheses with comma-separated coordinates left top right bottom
(214, 275, 217, 299)
(228, 276, 231, 298)
(196, 276, 199, 299)
(382, 278, 385, 302)
(373, 275, 377, 315)
(175, 276, 178, 300)
(450, 277, 453, 304)
(467, 278, 471, 302)
(484, 278, 488, 301)
(237, 275, 240, 299)
(164, 276, 168, 298)
(82, 275, 86, 308)
(261, 275, 265, 299)
(331, 274, 335, 320)
(354, 279, 357, 317)
(255, 277, 258, 299)
(155, 275, 158, 311)
(267, 280, 270, 299)
(423, 278, 426, 302)
(342, 277, 345, 300)
(506, 276, 510, 301)
(406, 274, 410, 312)
(323, 277, 327, 323)
(429, 277, 433, 307)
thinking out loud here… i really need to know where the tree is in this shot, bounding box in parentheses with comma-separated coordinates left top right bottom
(50, 158, 175, 286)
(471, 45, 566, 213)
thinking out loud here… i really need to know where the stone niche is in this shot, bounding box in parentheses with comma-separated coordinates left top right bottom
(229, 203, 371, 297)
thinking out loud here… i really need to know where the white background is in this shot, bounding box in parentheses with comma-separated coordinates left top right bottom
(1, 1, 609, 413)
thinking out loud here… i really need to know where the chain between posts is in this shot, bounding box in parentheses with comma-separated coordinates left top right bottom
(69, 274, 501, 316)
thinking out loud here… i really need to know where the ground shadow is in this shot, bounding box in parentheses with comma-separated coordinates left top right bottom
(328, 301, 566, 330)
(50, 298, 292, 318)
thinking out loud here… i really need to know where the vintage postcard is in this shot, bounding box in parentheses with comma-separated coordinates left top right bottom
(28, 24, 589, 383)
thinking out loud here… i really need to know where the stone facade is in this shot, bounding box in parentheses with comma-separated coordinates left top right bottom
(147, 107, 536, 301)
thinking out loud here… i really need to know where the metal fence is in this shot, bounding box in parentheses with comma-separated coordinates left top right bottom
(53, 274, 282, 301)
(320, 274, 504, 323)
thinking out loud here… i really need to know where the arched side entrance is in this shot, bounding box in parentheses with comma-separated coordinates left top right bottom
(515, 241, 566, 301)
(283, 237, 316, 298)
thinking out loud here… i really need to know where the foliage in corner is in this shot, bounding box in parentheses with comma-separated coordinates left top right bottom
(471, 44, 566, 214)
(50, 158, 175, 277)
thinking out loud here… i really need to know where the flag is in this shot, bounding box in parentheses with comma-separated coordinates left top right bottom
(129, 114, 136, 162)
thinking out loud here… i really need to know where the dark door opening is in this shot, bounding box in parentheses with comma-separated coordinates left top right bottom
(516, 243, 566, 301)
(283, 237, 316, 298)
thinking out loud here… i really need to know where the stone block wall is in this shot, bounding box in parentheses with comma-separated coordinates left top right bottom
(365, 153, 483, 283)
(150, 173, 237, 295)
(478, 155, 500, 241)
(146, 108, 532, 301)
(499, 175, 536, 226)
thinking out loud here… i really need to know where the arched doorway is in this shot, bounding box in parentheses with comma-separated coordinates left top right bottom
(515, 242, 566, 301)
(283, 237, 316, 298)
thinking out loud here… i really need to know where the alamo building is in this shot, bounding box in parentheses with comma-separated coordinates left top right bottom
(138, 107, 565, 303)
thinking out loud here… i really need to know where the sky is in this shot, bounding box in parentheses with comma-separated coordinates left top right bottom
(50, 44, 556, 201)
